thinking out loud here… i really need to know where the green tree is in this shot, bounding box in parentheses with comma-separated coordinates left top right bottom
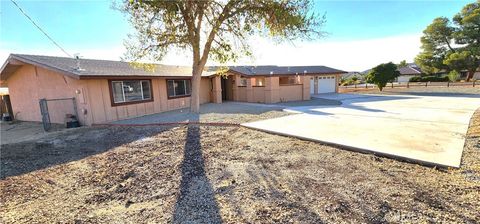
(449, 1, 480, 80)
(351, 75, 358, 83)
(415, 1, 480, 80)
(415, 17, 454, 74)
(365, 62, 400, 91)
(398, 60, 408, 68)
(120, 0, 325, 112)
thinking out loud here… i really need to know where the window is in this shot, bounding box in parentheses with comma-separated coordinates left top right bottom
(279, 76, 300, 85)
(239, 77, 247, 86)
(111, 80, 152, 105)
(167, 79, 191, 98)
(253, 77, 265, 86)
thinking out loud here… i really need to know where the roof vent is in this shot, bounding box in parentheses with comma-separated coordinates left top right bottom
(74, 53, 85, 71)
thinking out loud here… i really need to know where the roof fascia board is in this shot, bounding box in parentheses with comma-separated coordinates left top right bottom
(225, 68, 347, 77)
(78, 75, 214, 80)
(10, 55, 80, 80)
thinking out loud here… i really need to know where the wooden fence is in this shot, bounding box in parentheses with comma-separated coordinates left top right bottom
(341, 81, 477, 89)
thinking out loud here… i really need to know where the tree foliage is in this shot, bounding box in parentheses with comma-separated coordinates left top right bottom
(448, 70, 460, 81)
(365, 62, 400, 91)
(415, 1, 480, 80)
(398, 60, 408, 68)
(119, 0, 325, 112)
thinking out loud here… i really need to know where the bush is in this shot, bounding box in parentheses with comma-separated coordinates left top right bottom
(366, 62, 400, 91)
(340, 76, 362, 86)
(447, 70, 460, 81)
(409, 76, 449, 82)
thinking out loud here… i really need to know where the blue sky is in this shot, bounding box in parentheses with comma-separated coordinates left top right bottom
(315, 1, 467, 40)
(0, 0, 472, 71)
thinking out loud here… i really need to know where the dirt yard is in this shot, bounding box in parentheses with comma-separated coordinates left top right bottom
(1, 99, 479, 223)
(340, 85, 480, 95)
(0, 121, 65, 145)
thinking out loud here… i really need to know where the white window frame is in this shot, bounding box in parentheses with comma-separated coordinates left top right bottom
(111, 80, 152, 104)
(167, 79, 191, 98)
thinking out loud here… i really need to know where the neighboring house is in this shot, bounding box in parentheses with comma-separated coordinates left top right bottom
(396, 64, 422, 82)
(362, 63, 422, 82)
(0, 54, 346, 126)
(474, 70, 480, 80)
(450, 68, 480, 80)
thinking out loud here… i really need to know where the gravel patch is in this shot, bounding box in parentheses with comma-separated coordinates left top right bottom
(112, 99, 342, 125)
(113, 102, 289, 125)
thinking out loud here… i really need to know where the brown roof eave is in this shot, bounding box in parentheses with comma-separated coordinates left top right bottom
(226, 71, 347, 77)
(77, 75, 215, 80)
(9, 54, 81, 80)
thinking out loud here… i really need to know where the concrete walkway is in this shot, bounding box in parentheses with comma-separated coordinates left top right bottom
(243, 93, 480, 167)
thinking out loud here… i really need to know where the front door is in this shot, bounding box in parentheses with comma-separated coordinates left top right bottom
(221, 77, 227, 100)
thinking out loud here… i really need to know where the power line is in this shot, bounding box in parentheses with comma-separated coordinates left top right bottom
(10, 0, 72, 57)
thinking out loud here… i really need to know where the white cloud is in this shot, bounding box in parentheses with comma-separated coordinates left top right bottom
(235, 34, 422, 71)
(0, 34, 422, 71)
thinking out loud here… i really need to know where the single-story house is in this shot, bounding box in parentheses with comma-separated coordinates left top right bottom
(396, 64, 422, 82)
(361, 63, 423, 82)
(0, 54, 346, 126)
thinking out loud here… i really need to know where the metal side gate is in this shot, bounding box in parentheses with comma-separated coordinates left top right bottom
(39, 97, 78, 131)
(39, 99, 51, 131)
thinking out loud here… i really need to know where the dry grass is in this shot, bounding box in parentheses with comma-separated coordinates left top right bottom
(1, 110, 479, 223)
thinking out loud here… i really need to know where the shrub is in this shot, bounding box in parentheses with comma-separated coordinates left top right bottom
(340, 76, 362, 86)
(366, 62, 400, 91)
(447, 70, 460, 81)
(409, 76, 449, 82)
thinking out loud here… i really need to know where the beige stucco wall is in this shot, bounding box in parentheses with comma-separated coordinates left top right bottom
(279, 85, 303, 102)
(252, 87, 265, 103)
(7, 65, 88, 124)
(6, 65, 213, 126)
(237, 87, 247, 102)
(226, 73, 308, 103)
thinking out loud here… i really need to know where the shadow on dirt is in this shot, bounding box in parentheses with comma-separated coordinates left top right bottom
(0, 126, 172, 179)
(173, 123, 222, 223)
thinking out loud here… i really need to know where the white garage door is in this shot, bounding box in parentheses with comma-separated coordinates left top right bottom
(317, 76, 336, 93)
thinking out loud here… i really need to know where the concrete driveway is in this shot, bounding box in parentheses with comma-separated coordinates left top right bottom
(243, 93, 480, 167)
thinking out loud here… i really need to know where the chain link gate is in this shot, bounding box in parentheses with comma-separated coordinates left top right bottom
(39, 97, 78, 131)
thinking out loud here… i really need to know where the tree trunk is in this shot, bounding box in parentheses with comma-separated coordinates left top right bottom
(466, 69, 474, 82)
(190, 66, 202, 113)
(378, 85, 383, 91)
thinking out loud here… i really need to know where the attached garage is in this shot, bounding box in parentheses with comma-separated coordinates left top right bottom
(317, 76, 336, 93)
(310, 75, 339, 94)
